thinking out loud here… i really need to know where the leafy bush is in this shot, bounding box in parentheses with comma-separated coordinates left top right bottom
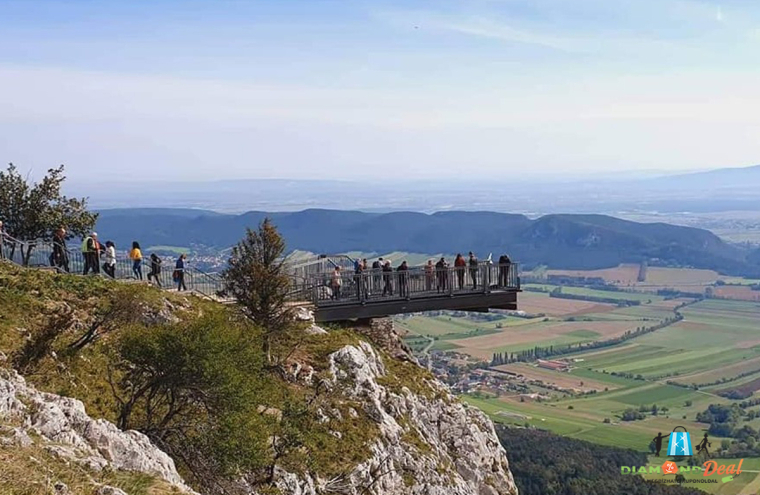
(112, 311, 274, 486)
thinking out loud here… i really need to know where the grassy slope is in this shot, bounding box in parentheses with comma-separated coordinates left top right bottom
(0, 263, 436, 492)
(0, 443, 182, 495)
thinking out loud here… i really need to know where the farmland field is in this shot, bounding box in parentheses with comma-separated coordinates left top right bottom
(673, 356, 760, 386)
(401, 268, 760, 492)
(513, 291, 615, 316)
(713, 285, 760, 302)
(396, 313, 531, 337)
(448, 319, 639, 359)
(419, 270, 760, 494)
(525, 283, 664, 303)
(542, 264, 724, 287)
(493, 363, 618, 391)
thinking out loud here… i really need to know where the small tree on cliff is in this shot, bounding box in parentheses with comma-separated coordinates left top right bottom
(222, 218, 293, 362)
(0, 163, 97, 264)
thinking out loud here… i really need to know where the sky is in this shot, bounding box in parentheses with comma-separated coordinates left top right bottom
(1, 0, 760, 183)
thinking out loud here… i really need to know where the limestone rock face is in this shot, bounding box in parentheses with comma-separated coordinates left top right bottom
(0, 369, 197, 494)
(274, 342, 518, 495)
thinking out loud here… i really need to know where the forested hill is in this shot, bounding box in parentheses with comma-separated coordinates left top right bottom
(96, 208, 760, 275)
(496, 426, 703, 495)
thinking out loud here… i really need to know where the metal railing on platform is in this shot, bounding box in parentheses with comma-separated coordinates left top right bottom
(2, 235, 520, 308)
(0, 235, 226, 299)
(306, 262, 520, 306)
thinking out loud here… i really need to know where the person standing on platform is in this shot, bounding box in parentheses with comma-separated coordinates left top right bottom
(468, 251, 479, 289)
(382, 260, 393, 296)
(498, 254, 512, 287)
(397, 260, 409, 298)
(330, 265, 342, 299)
(435, 257, 447, 293)
(425, 259, 435, 291)
(372, 258, 382, 293)
(454, 253, 466, 289)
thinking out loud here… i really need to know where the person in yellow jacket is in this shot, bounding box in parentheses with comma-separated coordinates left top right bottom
(129, 241, 143, 280)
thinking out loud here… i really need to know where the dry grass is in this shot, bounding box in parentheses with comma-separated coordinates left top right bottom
(641, 267, 719, 285)
(517, 292, 614, 316)
(544, 264, 721, 289)
(0, 443, 181, 495)
(451, 320, 636, 359)
(713, 286, 760, 302)
(545, 264, 641, 285)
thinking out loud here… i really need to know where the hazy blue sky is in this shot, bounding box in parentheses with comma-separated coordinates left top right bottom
(1, 0, 759, 183)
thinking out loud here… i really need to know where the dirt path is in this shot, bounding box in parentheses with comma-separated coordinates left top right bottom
(421, 335, 434, 371)
(739, 471, 760, 495)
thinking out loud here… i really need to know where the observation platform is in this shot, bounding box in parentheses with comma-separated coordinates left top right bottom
(3, 235, 520, 323)
(290, 256, 520, 322)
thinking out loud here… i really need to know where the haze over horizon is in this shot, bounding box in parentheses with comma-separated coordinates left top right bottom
(3, 0, 760, 184)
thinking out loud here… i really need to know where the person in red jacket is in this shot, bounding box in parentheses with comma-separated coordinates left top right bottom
(454, 253, 466, 289)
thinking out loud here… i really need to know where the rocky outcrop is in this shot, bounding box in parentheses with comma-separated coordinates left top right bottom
(274, 342, 518, 495)
(353, 318, 417, 364)
(0, 369, 197, 494)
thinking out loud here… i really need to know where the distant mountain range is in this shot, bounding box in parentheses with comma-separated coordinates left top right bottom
(69, 164, 760, 215)
(95, 208, 760, 276)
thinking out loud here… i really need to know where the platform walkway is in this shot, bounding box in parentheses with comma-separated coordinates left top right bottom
(1, 235, 520, 321)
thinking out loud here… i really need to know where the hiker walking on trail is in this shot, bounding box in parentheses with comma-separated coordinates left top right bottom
(51, 228, 69, 272)
(129, 241, 143, 280)
(454, 253, 466, 289)
(435, 257, 448, 293)
(468, 251, 479, 289)
(81, 232, 101, 275)
(174, 254, 187, 291)
(148, 253, 163, 287)
(103, 241, 116, 278)
(330, 265, 342, 299)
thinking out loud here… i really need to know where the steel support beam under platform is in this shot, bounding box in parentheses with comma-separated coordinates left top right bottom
(314, 290, 518, 322)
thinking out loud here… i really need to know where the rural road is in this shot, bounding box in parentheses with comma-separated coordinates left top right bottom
(421, 335, 435, 371)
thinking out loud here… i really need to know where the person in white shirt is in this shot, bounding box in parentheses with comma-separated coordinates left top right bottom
(104, 241, 117, 278)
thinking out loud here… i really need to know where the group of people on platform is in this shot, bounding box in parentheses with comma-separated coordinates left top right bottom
(328, 252, 512, 301)
(0, 225, 190, 291)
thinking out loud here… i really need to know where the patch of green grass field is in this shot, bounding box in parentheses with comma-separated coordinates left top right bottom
(613, 384, 694, 406)
(524, 284, 664, 303)
(396, 314, 535, 337)
(567, 329, 602, 339)
(430, 340, 462, 351)
(146, 245, 190, 254)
